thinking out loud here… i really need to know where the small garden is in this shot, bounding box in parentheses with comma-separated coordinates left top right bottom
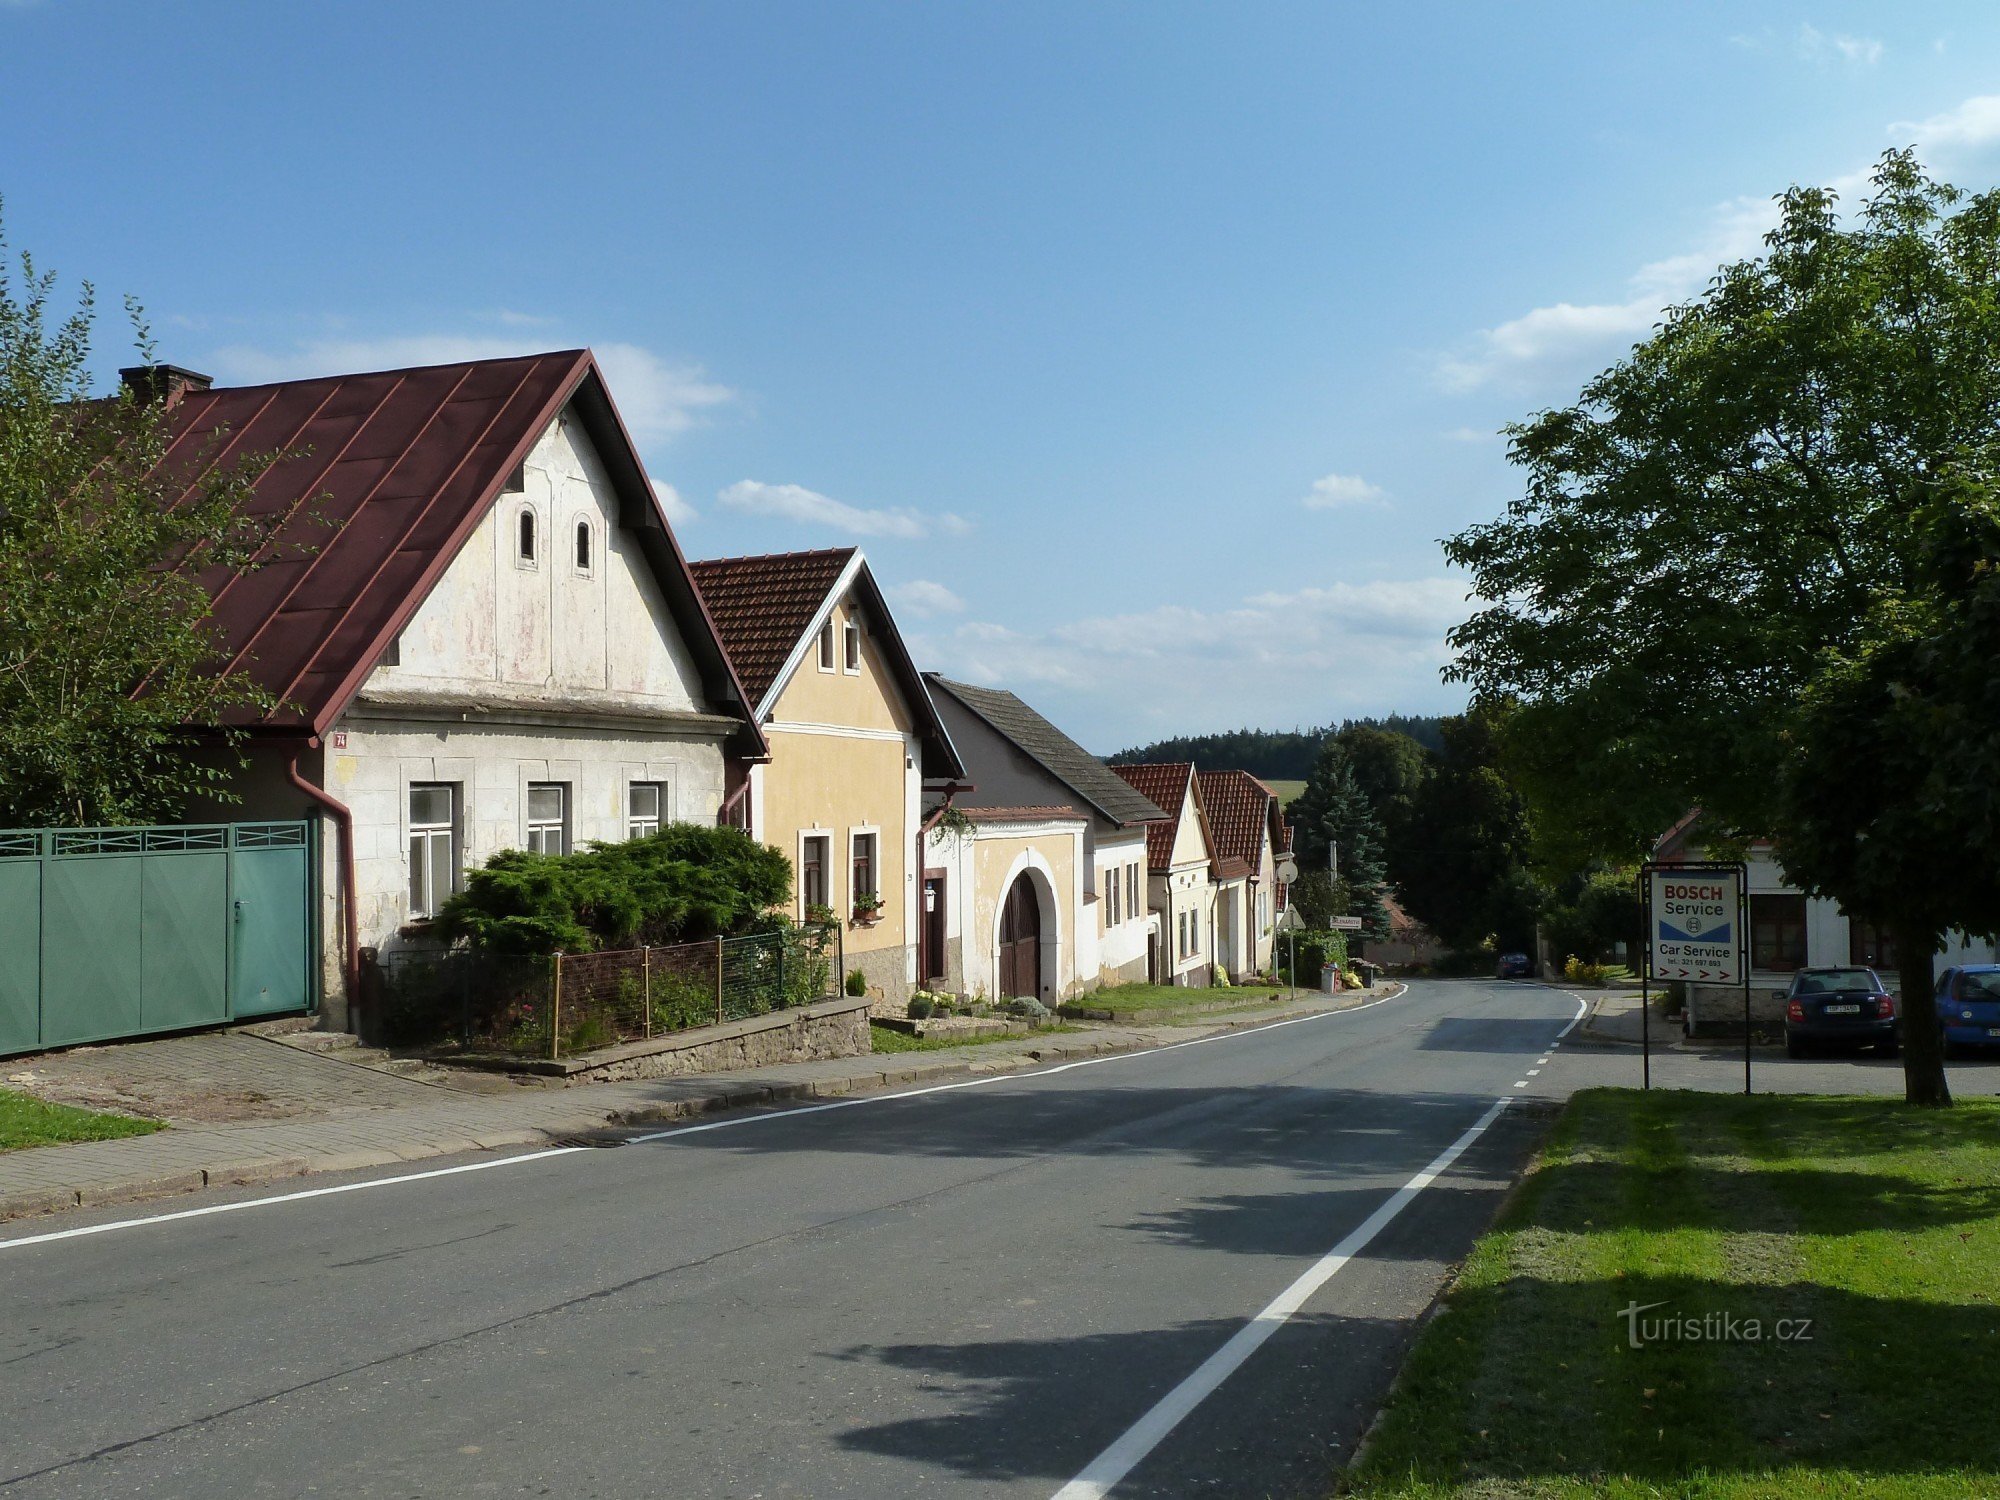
(378, 824, 832, 1057)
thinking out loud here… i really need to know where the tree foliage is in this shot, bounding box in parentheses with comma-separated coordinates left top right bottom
(1286, 739, 1392, 939)
(1442, 152, 2000, 1103)
(1396, 707, 1540, 953)
(0, 220, 307, 827)
(1109, 715, 1444, 779)
(436, 823, 794, 956)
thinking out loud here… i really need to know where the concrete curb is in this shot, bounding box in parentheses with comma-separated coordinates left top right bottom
(0, 985, 1407, 1227)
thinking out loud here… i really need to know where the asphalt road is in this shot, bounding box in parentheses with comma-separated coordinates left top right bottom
(2, 979, 1588, 1499)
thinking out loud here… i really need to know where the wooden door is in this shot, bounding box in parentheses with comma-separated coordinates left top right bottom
(999, 875, 1041, 999)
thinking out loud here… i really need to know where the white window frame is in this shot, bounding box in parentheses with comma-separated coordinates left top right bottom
(516, 503, 540, 570)
(799, 830, 833, 917)
(1106, 871, 1120, 926)
(1128, 863, 1140, 918)
(849, 827, 880, 906)
(843, 618, 862, 675)
(408, 783, 459, 920)
(817, 620, 837, 673)
(626, 780, 666, 840)
(526, 781, 569, 856)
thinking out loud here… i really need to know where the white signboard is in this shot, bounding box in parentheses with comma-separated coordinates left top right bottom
(1648, 869, 1744, 984)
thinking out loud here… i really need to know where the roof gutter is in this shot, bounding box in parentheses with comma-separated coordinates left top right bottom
(284, 740, 358, 1023)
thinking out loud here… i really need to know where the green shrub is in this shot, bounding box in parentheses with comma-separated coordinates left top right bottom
(1276, 929, 1348, 985)
(435, 823, 791, 955)
(907, 995, 935, 1020)
(845, 968, 869, 997)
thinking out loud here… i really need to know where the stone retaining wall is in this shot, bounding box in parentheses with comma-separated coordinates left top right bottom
(460, 996, 872, 1084)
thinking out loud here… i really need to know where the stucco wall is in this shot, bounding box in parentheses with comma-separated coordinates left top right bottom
(1094, 830, 1150, 985)
(756, 592, 923, 1010)
(922, 821, 1086, 1004)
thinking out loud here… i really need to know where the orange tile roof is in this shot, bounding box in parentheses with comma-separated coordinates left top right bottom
(688, 548, 856, 708)
(1198, 769, 1272, 873)
(1112, 762, 1195, 871)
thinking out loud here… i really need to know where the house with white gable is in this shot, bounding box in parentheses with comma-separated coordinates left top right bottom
(1112, 762, 1221, 987)
(148, 351, 765, 1029)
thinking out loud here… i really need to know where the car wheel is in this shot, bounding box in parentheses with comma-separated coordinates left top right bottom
(1786, 1035, 1804, 1059)
(1878, 1039, 1901, 1059)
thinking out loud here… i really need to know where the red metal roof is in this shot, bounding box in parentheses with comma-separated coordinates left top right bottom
(688, 548, 855, 707)
(148, 350, 758, 746)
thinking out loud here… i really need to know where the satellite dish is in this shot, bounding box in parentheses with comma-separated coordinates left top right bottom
(1275, 857, 1299, 886)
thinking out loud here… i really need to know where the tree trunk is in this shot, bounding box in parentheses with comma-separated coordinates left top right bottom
(1896, 925, 1951, 1106)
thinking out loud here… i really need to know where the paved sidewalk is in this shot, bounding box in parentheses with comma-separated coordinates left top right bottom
(0, 987, 1395, 1224)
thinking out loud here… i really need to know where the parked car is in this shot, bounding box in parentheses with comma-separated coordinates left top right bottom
(1781, 966, 1899, 1058)
(1935, 965, 2000, 1056)
(1496, 952, 1535, 979)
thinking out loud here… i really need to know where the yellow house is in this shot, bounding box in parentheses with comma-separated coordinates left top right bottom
(690, 548, 966, 1010)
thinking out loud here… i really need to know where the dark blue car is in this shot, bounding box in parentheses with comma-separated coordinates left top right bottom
(1935, 966, 2000, 1055)
(1782, 967, 1899, 1058)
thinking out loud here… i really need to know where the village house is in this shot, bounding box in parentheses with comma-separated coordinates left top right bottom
(1655, 814, 2000, 1030)
(687, 548, 966, 1010)
(1111, 763, 1221, 987)
(920, 678, 1164, 1002)
(152, 351, 764, 1031)
(1197, 769, 1282, 980)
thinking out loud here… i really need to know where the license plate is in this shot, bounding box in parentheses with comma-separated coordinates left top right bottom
(1987, 1028, 2000, 1038)
(1823, 1003, 1860, 1015)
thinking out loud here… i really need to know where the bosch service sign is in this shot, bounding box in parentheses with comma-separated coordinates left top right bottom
(1648, 869, 1744, 984)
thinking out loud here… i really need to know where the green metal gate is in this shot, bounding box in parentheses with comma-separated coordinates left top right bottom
(0, 821, 317, 1056)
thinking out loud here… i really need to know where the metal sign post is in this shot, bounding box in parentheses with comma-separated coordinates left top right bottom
(1641, 860, 1750, 1095)
(1275, 856, 1299, 998)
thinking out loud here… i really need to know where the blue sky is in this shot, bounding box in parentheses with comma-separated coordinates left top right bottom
(8, 3, 2000, 749)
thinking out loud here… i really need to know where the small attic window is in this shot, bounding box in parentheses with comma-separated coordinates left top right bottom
(503, 463, 526, 494)
(518, 506, 538, 566)
(574, 518, 594, 574)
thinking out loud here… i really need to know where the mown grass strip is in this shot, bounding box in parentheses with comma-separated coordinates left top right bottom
(1345, 1088, 2000, 1499)
(0, 1088, 161, 1151)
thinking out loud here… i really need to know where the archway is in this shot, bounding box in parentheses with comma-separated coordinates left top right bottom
(998, 873, 1041, 999)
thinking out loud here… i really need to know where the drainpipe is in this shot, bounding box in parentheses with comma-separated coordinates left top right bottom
(916, 782, 973, 987)
(719, 777, 752, 834)
(285, 740, 359, 1022)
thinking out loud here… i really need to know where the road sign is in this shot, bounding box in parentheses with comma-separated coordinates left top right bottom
(1274, 906, 1304, 933)
(1647, 867, 1744, 984)
(1329, 915, 1363, 931)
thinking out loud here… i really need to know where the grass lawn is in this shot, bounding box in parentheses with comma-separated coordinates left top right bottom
(868, 1021, 1081, 1053)
(1071, 982, 1287, 1012)
(0, 1088, 161, 1152)
(1264, 778, 1307, 806)
(1347, 1087, 2000, 1499)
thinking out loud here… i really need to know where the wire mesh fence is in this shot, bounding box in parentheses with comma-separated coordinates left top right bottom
(380, 924, 836, 1059)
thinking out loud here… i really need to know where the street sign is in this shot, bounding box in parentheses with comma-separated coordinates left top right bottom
(1275, 856, 1298, 886)
(1647, 867, 1744, 984)
(1274, 906, 1304, 933)
(1329, 916, 1363, 931)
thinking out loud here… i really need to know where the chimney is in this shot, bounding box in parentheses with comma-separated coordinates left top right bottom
(118, 363, 213, 407)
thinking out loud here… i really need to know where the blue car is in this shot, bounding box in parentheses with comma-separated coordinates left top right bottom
(1935, 966, 2000, 1055)
(1782, 967, 1899, 1057)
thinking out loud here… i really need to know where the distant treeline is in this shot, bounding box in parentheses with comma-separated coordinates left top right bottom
(1105, 715, 1446, 777)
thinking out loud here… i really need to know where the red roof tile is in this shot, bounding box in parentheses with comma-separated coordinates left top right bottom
(147, 350, 755, 745)
(1112, 762, 1200, 871)
(688, 548, 854, 708)
(1198, 769, 1273, 873)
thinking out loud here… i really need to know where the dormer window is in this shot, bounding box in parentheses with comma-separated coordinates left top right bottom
(574, 518, 594, 574)
(517, 506, 538, 567)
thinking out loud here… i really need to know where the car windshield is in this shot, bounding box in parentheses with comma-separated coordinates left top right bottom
(1959, 972, 2000, 1002)
(1794, 969, 1879, 995)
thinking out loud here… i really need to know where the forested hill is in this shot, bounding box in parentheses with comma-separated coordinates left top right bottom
(1105, 715, 1446, 777)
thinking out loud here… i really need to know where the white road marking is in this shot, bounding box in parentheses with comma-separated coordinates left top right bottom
(1554, 991, 1590, 1037)
(1512, 1081, 1529, 1089)
(0, 989, 1418, 1252)
(0, 1148, 591, 1252)
(1048, 1098, 1514, 1500)
(1527, 1068, 1541, 1076)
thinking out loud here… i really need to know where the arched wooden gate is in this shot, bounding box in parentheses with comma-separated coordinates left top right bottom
(998, 873, 1041, 1000)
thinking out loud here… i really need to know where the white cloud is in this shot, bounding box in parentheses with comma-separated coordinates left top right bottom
(1301, 472, 1388, 510)
(205, 333, 731, 443)
(910, 575, 1470, 745)
(718, 479, 964, 539)
(1897, 95, 2000, 154)
(652, 479, 698, 526)
(1445, 426, 1497, 443)
(886, 579, 965, 618)
(1798, 24, 1882, 67)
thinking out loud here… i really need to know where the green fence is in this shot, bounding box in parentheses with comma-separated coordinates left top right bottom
(379, 924, 837, 1059)
(0, 821, 318, 1056)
